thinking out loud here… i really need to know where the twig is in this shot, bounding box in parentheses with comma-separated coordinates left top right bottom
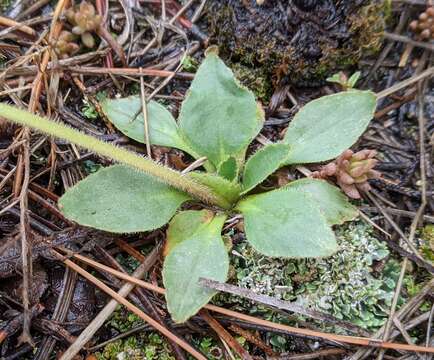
(376, 67, 434, 99)
(17, 138, 32, 345)
(383, 32, 434, 51)
(274, 348, 347, 359)
(65, 65, 194, 79)
(376, 258, 408, 360)
(140, 70, 152, 158)
(392, 318, 424, 360)
(0, 16, 37, 37)
(198, 278, 370, 337)
(200, 310, 253, 360)
(228, 324, 277, 356)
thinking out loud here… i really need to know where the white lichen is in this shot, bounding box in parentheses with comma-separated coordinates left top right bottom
(219, 220, 399, 330)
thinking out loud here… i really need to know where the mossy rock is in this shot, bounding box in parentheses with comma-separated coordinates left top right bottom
(208, 0, 385, 87)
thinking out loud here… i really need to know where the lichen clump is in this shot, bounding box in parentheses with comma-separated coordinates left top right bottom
(219, 221, 398, 330)
(208, 0, 385, 87)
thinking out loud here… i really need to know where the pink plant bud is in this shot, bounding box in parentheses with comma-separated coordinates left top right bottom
(310, 148, 381, 199)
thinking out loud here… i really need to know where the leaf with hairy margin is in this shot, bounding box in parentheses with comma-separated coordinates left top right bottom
(236, 188, 337, 258)
(283, 90, 376, 164)
(59, 165, 190, 233)
(285, 178, 358, 225)
(163, 210, 228, 323)
(101, 96, 192, 153)
(178, 50, 264, 168)
(242, 143, 291, 194)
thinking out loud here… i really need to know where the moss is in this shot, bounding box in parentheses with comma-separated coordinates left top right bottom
(214, 221, 404, 331)
(230, 63, 273, 102)
(95, 333, 176, 360)
(107, 306, 144, 333)
(208, 1, 385, 87)
(420, 225, 434, 263)
(0, 0, 11, 11)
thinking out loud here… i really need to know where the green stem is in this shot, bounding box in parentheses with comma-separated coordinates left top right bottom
(0, 104, 231, 209)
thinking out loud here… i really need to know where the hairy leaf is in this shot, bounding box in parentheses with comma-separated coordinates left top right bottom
(285, 178, 358, 225)
(236, 188, 337, 258)
(178, 51, 263, 168)
(242, 143, 291, 194)
(163, 210, 228, 323)
(101, 96, 190, 152)
(187, 172, 241, 205)
(283, 91, 376, 164)
(59, 165, 190, 233)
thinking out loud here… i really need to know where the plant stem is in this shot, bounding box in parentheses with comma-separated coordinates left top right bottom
(0, 104, 231, 209)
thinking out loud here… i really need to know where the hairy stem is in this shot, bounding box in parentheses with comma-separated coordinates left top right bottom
(0, 104, 231, 209)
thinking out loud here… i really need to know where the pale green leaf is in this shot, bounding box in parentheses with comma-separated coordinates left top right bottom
(283, 91, 376, 164)
(285, 178, 358, 225)
(236, 188, 337, 258)
(178, 52, 263, 168)
(59, 165, 190, 233)
(218, 156, 238, 181)
(187, 171, 241, 205)
(348, 71, 361, 88)
(163, 210, 228, 322)
(242, 143, 291, 194)
(101, 96, 190, 152)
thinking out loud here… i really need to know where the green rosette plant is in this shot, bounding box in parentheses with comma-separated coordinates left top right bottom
(0, 48, 377, 323)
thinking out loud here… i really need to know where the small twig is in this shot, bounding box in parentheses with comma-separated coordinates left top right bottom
(199, 278, 370, 336)
(65, 66, 194, 79)
(96, 25, 127, 66)
(376, 67, 434, 99)
(392, 318, 425, 360)
(383, 32, 434, 51)
(228, 324, 277, 356)
(181, 156, 208, 175)
(274, 348, 347, 359)
(200, 310, 253, 360)
(376, 258, 408, 360)
(0, 16, 37, 37)
(140, 70, 152, 158)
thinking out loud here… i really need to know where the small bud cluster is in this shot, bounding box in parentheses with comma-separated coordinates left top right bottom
(409, 7, 434, 40)
(55, 30, 80, 58)
(54, 1, 101, 58)
(313, 149, 381, 199)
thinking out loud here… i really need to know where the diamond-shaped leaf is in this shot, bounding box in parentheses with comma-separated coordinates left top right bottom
(101, 96, 191, 153)
(178, 51, 264, 168)
(283, 90, 376, 164)
(236, 188, 337, 258)
(59, 165, 190, 233)
(285, 178, 358, 225)
(242, 143, 291, 194)
(163, 210, 228, 323)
